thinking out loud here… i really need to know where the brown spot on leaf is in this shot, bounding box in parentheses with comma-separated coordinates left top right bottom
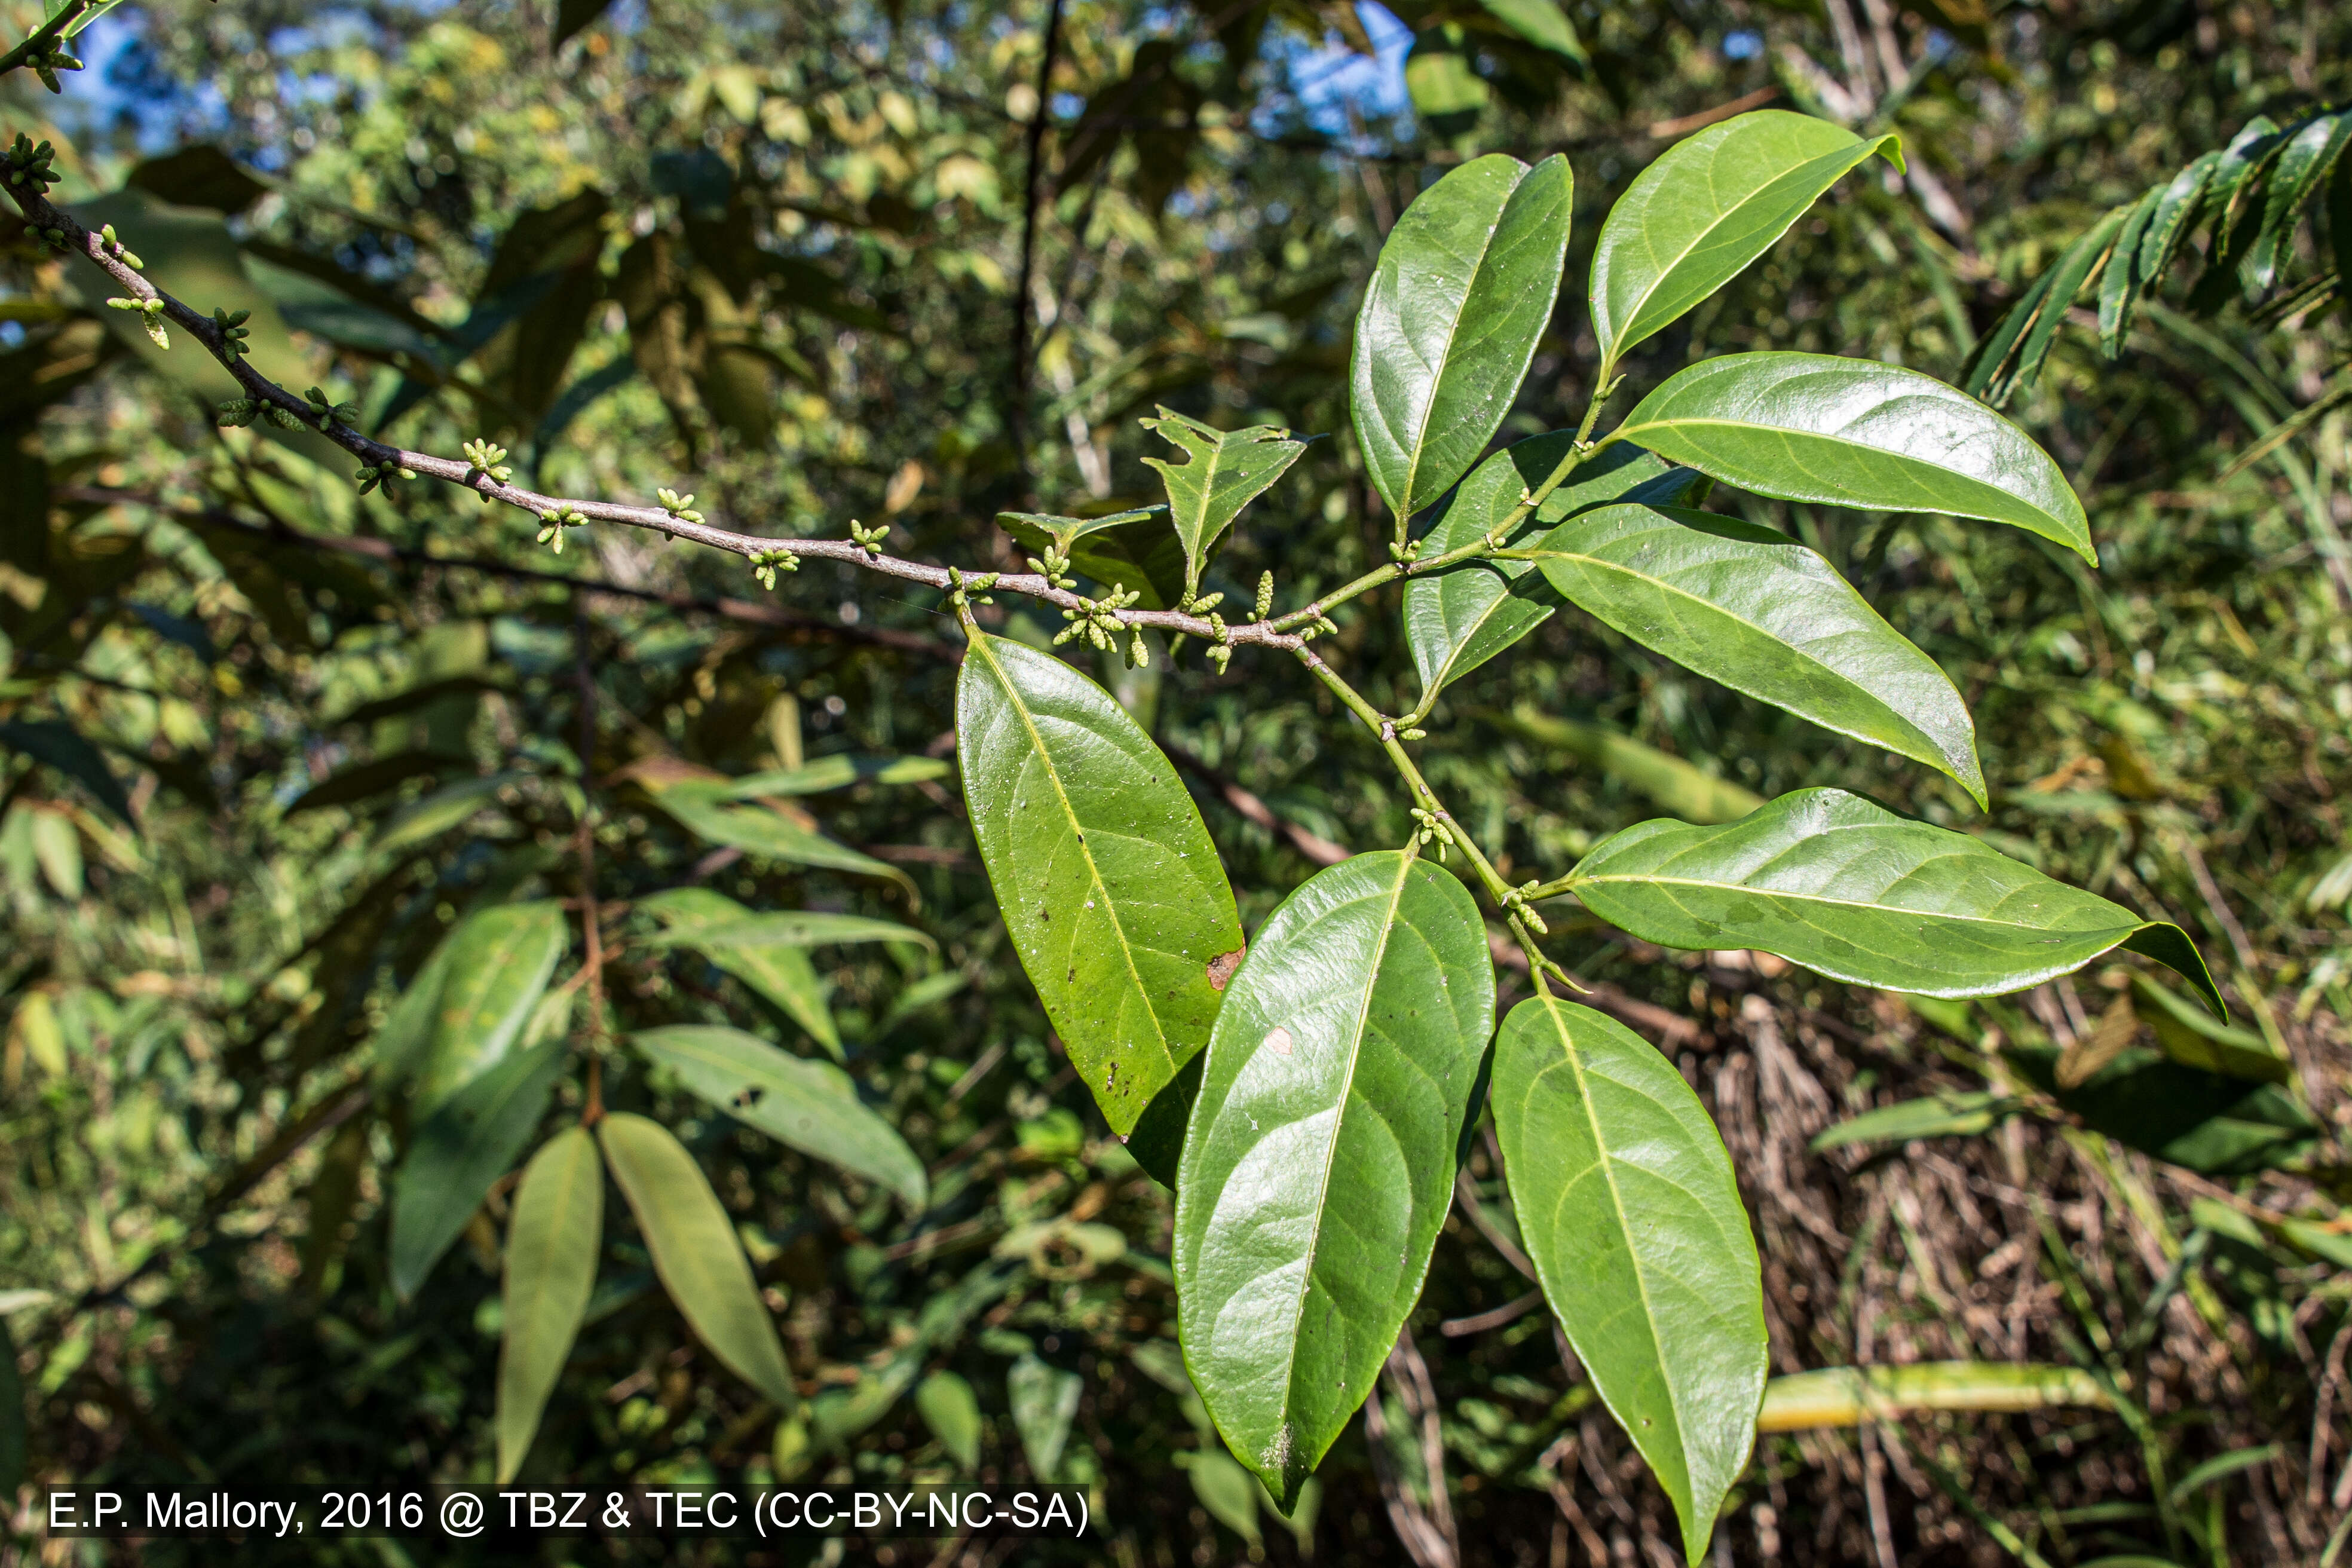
(1206, 942, 1247, 991)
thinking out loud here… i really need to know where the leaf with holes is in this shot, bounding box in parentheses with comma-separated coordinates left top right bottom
(1492, 994, 1766, 1561)
(1351, 152, 1573, 522)
(1561, 788, 2222, 1011)
(1174, 851, 1494, 1507)
(631, 1025, 926, 1208)
(1140, 408, 1307, 601)
(957, 632, 1243, 1135)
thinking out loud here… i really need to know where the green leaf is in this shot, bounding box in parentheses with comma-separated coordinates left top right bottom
(640, 887, 934, 1061)
(2137, 150, 2223, 288)
(996, 508, 1196, 610)
(2012, 1046, 2319, 1175)
(957, 632, 1243, 1135)
(654, 789, 908, 887)
(721, 755, 951, 797)
(1615, 352, 2095, 564)
(496, 1126, 603, 1483)
(0, 720, 134, 827)
(2130, 973, 2288, 1083)
(1491, 995, 1765, 1562)
(285, 752, 446, 816)
(1177, 1448, 1266, 1545)
(1007, 1354, 1083, 1481)
(2097, 189, 2164, 357)
(1563, 788, 2223, 1010)
(1174, 851, 1494, 1506)
(1588, 111, 1900, 373)
(1139, 408, 1307, 601)
(370, 939, 457, 1086)
(1404, 436, 1704, 699)
(630, 1025, 926, 1208)
(1809, 1090, 2017, 1150)
(994, 506, 1168, 552)
(2252, 113, 2352, 289)
(1476, 0, 1585, 64)
(1973, 208, 2129, 408)
(1351, 153, 1574, 522)
(389, 1039, 568, 1299)
(373, 773, 525, 855)
(915, 1371, 982, 1470)
(413, 901, 568, 1115)
(1531, 502, 1984, 803)
(597, 1111, 797, 1411)
(1403, 30, 1489, 123)
(1486, 706, 1763, 824)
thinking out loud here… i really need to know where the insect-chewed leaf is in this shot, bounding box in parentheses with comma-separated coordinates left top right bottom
(1140, 406, 1307, 601)
(1588, 111, 1900, 372)
(496, 1125, 603, 1483)
(1403, 436, 1704, 699)
(630, 1025, 926, 1208)
(389, 1039, 568, 1298)
(1531, 502, 1984, 802)
(412, 900, 568, 1115)
(997, 509, 1191, 610)
(1174, 851, 1493, 1508)
(1563, 787, 2224, 1012)
(1492, 996, 1765, 1563)
(597, 1111, 797, 1411)
(1615, 352, 2094, 563)
(1351, 152, 1573, 522)
(957, 632, 1242, 1135)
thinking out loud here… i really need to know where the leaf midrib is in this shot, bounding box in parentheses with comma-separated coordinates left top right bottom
(1613, 414, 2063, 531)
(509, 1134, 594, 1352)
(1609, 137, 1871, 355)
(1534, 994, 1692, 1508)
(1535, 538, 1954, 766)
(972, 636, 1174, 1082)
(1273, 854, 1414, 1446)
(1570, 867, 2133, 936)
(1391, 171, 1526, 513)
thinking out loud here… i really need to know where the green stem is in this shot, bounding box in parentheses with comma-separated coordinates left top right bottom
(0, 0, 85, 77)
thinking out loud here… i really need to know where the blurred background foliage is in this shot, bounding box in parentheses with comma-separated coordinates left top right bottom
(2, 0, 2350, 1563)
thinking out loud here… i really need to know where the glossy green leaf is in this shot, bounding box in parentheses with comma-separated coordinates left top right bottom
(1532, 502, 1985, 801)
(1007, 1354, 1083, 1481)
(1588, 111, 1900, 372)
(1616, 352, 2095, 564)
(1351, 152, 1574, 521)
(1492, 995, 1765, 1562)
(1563, 788, 2222, 1010)
(389, 1039, 568, 1298)
(1809, 1090, 2016, 1150)
(631, 1025, 926, 1208)
(957, 632, 1243, 1135)
(496, 1126, 603, 1483)
(1174, 851, 1493, 1506)
(915, 1371, 982, 1470)
(1404, 436, 1704, 699)
(598, 1111, 797, 1411)
(1140, 407, 1307, 600)
(413, 901, 568, 1115)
